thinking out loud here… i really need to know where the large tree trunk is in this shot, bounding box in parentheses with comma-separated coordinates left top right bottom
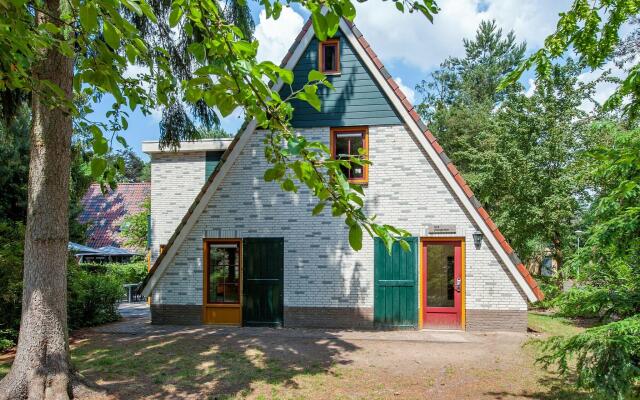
(0, 0, 74, 398)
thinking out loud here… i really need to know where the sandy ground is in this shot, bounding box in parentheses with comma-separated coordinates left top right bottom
(1, 305, 582, 399)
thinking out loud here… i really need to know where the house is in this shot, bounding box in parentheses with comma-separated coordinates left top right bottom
(140, 18, 544, 331)
(79, 182, 150, 252)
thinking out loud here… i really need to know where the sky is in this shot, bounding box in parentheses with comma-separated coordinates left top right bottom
(88, 0, 617, 160)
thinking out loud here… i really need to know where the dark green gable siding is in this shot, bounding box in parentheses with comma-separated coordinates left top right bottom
(282, 31, 401, 128)
(205, 150, 223, 179)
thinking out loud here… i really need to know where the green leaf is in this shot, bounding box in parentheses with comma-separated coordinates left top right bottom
(282, 179, 296, 192)
(90, 157, 107, 178)
(399, 239, 410, 252)
(217, 94, 237, 117)
(312, 202, 326, 216)
(103, 22, 120, 49)
(395, 1, 404, 12)
(169, 6, 184, 28)
(325, 11, 340, 36)
(92, 135, 108, 155)
(311, 12, 328, 41)
(341, 1, 356, 20)
(349, 224, 363, 251)
(116, 135, 128, 148)
(308, 69, 326, 83)
(139, 0, 158, 23)
(79, 4, 98, 32)
(287, 138, 303, 155)
(280, 69, 294, 85)
(296, 89, 321, 111)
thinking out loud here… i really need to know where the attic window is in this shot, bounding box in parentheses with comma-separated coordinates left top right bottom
(319, 39, 340, 74)
(331, 127, 369, 184)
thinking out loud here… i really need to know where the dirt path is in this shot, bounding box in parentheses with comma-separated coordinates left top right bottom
(28, 316, 579, 400)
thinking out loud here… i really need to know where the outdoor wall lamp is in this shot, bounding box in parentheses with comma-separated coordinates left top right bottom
(473, 231, 484, 249)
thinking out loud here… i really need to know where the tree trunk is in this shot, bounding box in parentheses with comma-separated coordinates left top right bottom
(0, 0, 74, 398)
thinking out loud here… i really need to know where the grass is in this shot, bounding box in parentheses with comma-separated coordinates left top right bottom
(528, 312, 585, 336)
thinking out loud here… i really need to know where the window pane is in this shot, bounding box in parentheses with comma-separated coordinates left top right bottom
(335, 135, 351, 158)
(207, 245, 240, 304)
(224, 284, 240, 303)
(335, 131, 365, 180)
(427, 244, 455, 307)
(323, 44, 336, 71)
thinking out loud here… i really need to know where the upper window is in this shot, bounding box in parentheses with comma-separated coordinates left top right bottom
(206, 241, 240, 304)
(319, 39, 340, 74)
(331, 127, 369, 184)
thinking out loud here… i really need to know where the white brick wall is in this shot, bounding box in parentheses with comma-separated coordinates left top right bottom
(151, 125, 528, 311)
(150, 151, 205, 261)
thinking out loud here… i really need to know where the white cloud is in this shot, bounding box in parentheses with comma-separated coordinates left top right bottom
(395, 77, 416, 104)
(354, 0, 572, 72)
(578, 61, 626, 112)
(524, 78, 536, 97)
(255, 8, 305, 63)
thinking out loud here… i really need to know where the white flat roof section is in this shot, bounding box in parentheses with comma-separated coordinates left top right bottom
(142, 138, 233, 154)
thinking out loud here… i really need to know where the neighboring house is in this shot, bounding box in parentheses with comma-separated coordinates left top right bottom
(140, 18, 544, 331)
(79, 182, 150, 251)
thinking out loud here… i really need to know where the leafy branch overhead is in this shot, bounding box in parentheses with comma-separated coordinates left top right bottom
(498, 0, 640, 120)
(0, 0, 439, 251)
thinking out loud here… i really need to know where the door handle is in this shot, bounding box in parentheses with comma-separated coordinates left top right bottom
(455, 277, 461, 293)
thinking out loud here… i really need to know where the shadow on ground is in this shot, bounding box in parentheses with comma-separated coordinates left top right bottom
(71, 324, 360, 399)
(485, 370, 586, 400)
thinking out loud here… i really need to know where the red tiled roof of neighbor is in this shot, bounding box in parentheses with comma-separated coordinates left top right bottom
(78, 182, 150, 250)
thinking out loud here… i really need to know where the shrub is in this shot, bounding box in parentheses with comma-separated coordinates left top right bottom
(79, 261, 148, 284)
(538, 315, 640, 399)
(0, 221, 24, 350)
(67, 262, 124, 329)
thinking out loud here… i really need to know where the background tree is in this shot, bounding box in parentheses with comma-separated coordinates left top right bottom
(198, 126, 233, 138)
(416, 22, 598, 264)
(120, 197, 150, 249)
(498, 1, 640, 397)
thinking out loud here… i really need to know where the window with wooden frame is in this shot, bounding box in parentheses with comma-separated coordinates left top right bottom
(331, 127, 369, 184)
(204, 240, 241, 304)
(319, 39, 340, 74)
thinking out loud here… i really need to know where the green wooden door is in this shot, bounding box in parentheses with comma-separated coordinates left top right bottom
(374, 237, 419, 329)
(242, 238, 284, 327)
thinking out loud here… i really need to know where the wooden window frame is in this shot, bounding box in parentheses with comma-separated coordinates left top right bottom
(330, 126, 369, 184)
(318, 39, 340, 75)
(203, 238, 243, 307)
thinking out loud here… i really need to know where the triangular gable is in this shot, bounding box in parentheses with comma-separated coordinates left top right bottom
(141, 17, 543, 302)
(281, 29, 401, 127)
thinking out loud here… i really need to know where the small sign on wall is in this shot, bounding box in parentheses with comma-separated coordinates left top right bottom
(423, 225, 458, 236)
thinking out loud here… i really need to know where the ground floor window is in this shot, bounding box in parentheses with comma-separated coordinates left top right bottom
(204, 240, 241, 304)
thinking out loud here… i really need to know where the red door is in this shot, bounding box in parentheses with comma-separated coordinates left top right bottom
(423, 241, 462, 329)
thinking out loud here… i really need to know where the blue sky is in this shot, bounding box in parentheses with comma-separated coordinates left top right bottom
(89, 0, 611, 161)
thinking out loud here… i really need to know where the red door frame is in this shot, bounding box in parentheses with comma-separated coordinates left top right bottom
(422, 240, 462, 329)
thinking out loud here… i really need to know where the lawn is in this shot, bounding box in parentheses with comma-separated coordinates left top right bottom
(527, 312, 585, 336)
(0, 313, 588, 399)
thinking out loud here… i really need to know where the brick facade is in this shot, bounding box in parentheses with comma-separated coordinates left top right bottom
(465, 309, 528, 332)
(149, 125, 529, 330)
(150, 304, 201, 325)
(284, 307, 374, 329)
(150, 151, 206, 262)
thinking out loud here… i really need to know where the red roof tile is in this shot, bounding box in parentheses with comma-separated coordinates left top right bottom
(78, 183, 150, 250)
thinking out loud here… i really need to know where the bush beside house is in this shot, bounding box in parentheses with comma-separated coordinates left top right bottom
(0, 253, 148, 351)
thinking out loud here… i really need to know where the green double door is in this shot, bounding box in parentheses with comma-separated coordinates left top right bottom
(374, 237, 419, 328)
(242, 238, 284, 327)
